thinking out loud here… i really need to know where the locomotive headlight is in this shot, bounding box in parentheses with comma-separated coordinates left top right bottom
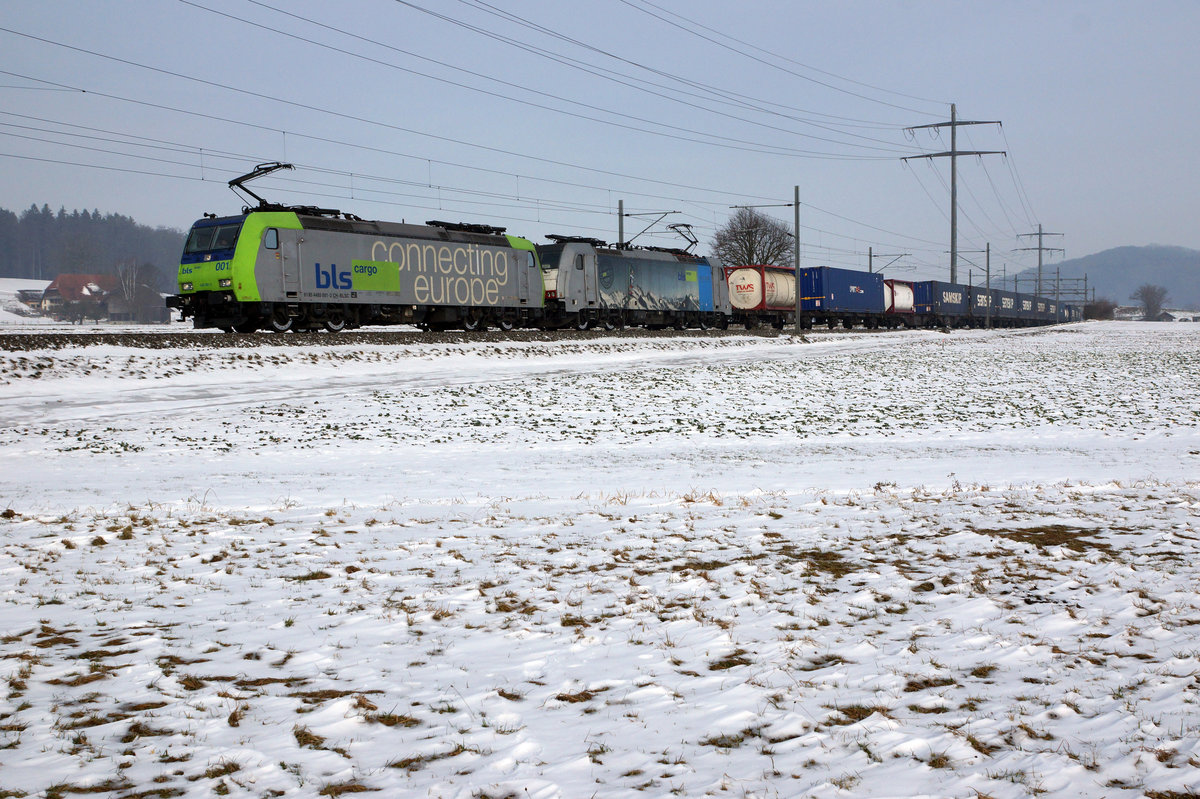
(181, 282, 194, 291)
(219, 278, 232, 288)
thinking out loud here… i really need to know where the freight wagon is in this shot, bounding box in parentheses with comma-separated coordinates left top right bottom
(911, 280, 968, 327)
(725, 264, 796, 329)
(883, 278, 915, 326)
(799, 266, 886, 328)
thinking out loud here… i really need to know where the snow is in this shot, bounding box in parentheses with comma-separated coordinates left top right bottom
(0, 279, 51, 294)
(0, 278, 50, 326)
(1, 321, 1198, 798)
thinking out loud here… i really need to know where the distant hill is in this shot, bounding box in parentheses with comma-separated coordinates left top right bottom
(1014, 245, 1200, 310)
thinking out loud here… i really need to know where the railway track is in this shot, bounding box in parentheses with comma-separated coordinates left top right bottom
(0, 326, 791, 351)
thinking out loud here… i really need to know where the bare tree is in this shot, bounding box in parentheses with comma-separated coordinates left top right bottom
(712, 208, 794, 268)
(1084, 298, 1117, 320)
(1131, 284, 1169, 320)
(117, 260, 141, 304)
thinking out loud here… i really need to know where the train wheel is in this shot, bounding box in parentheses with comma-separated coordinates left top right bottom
(842, 318, 855, 329)
(462, 312, 487, 332)
(601, 316, 617, 331)
(826, 319, 837, 330)
(323, 314, 346, 333)
(573, 316, 591, 331)
(497, 316, 516, 332)
(269, 311, 293, 333)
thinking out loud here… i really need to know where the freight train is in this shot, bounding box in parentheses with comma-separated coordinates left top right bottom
(168, 164, 1081, 333)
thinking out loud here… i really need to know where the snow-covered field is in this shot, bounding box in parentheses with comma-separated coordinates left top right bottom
(1, 322, 1198, 799)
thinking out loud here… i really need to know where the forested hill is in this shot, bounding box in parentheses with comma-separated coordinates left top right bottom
(1015, 245, 1200, 310)
(0, 205, 185, 292)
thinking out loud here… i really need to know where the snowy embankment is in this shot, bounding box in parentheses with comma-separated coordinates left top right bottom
(0, 322, 1198, 798)
(0, 279, 50, 327)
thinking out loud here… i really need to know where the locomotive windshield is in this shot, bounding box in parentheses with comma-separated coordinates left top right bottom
(184, 223, 242, 254)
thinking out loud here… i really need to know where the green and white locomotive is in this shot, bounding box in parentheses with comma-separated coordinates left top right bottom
(168, 163, 544, 332)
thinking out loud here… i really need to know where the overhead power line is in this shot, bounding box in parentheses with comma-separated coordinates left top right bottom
(0, 7, 1036, 265)
(615, 0, 947, 114)
(188, 1, 906, 159)
(443, 0, 924, 136)
(0, 69, 793, 213)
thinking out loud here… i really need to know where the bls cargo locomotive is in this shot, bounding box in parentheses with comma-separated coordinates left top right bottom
(168, 163, 1081, 333)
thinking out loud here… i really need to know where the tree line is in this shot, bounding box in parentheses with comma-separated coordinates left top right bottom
(0, 204, 184, 292)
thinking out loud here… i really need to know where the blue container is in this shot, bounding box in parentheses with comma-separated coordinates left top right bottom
(1032, 296, 1052, 323)
(993, 289, 1021, 322)
(1010, 291, 1036, 321)
(969, 285, 994, 319)
(912, 281, 968, 316)
(798, 266, 884, 313)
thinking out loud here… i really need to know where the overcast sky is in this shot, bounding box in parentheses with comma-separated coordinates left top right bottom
(1, 0, 1196, 281)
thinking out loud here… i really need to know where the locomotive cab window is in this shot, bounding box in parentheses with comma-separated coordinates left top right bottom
(264, 228, 279, 250)
(213, 225, 240, 250)
(185, 223, 242, 254)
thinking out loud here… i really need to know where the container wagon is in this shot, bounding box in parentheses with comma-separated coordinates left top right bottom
(883, 278, 915, 327)
(912, 280, 969, 327)
(799, 266, 885, 328)
(725, 264, 796, 329)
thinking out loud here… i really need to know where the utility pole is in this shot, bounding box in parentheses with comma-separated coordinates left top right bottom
(868, 247, 910, 273)
(1055, 265, 1061, 320)
(1017, 224, 1064, 298)
(619, 202, 681, 248)
(986, 243, 992, 329)
(903, 104, 1004, 285)
(794, 185, 800, 335)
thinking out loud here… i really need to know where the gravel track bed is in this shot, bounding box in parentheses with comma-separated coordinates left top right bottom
(0, 327, 790, 351)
